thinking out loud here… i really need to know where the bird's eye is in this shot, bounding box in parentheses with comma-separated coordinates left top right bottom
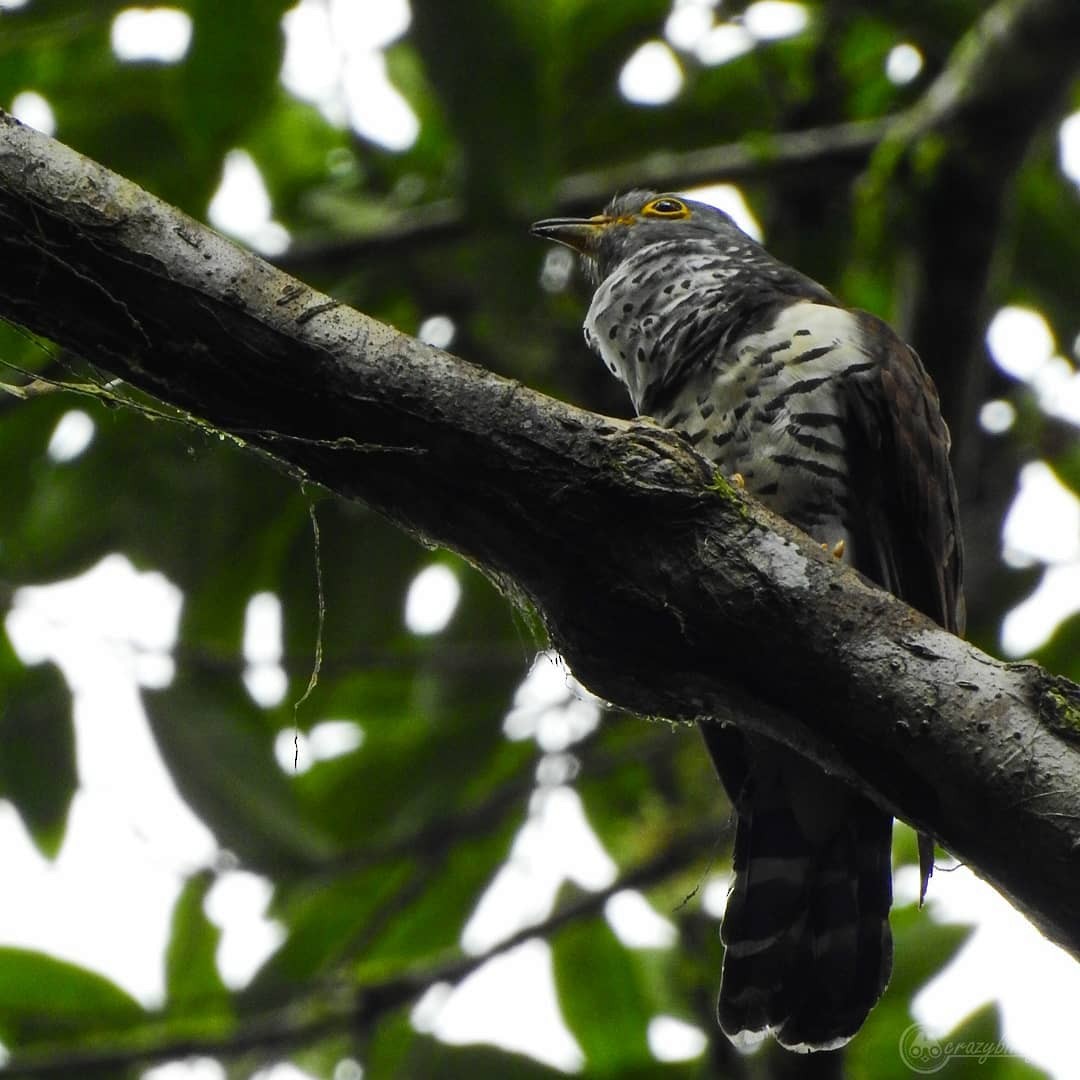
(643, 197, 689, 218)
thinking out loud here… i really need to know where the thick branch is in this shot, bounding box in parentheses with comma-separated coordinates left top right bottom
(2, 114, 1080, 958)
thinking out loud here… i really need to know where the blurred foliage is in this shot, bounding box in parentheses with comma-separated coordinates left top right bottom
(0, 0, 1077, 1076)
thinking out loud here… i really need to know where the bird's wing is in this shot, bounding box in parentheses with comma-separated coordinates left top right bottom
(843, 312, 965, 900)
(844, 311, 965, 636)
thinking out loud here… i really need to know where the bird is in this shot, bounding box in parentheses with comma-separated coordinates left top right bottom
(531, 191, 964, 1052)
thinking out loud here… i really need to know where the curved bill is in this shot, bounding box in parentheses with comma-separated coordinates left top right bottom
(529, 215, 612, 255)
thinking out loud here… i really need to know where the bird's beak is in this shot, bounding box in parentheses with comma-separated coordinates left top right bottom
(529, 214, 613, 255)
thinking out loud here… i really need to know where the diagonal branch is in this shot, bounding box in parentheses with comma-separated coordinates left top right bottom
(283, 0, 1080, 301)
(854, 0, 1080, 549)
(1, 109, 1080, 960)
(277, 118, 892, 275)
(0, 823, 718, 1077)
(554, 118, 890, 211)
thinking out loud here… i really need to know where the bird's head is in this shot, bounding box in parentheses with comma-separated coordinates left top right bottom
(531, 190, 753, 285)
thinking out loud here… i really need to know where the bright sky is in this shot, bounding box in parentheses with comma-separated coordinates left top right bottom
(6, 2, 1080, 1079)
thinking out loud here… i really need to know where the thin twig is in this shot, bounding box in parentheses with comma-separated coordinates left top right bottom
(0, 823, 723, 1077)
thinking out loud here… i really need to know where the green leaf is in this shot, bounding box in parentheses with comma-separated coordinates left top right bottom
(247, 862, 413, 993)
(838, 15, 908, 119)
(850, 905, 975, 1076)
(279, 528, 530, 856)
(888, 904, 973, 1005)
(0, 390, 303, 601)
(1, 2, 1074, 1075)
(553, 917, 654, 1073)
(359, 823, 521, 974)
(366, 1011, 568, 1080)
(0, 629, 75, 858)
(939, 1003, 1049, 1080)
(577, 718, 709, 869)
(1011, 152, 1080, 357)
(278, 501, 430, 676)
(245, 93, 358, 227)
(144, 673, 336, 873)
(408, 0, 551, 208)
(181, 0, 292, 162)
(0, 948, 142, 1049)
(165, 870, 230, 1012)
(292, 676, 531, 851)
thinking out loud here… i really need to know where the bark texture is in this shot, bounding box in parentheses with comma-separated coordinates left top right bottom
(2, 110, 1080, 960)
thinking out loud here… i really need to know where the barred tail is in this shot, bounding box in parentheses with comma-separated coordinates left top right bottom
(718, 785, 894, 1052)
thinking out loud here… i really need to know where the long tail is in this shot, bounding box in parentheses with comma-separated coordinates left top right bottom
(717, 779, 894, 1052)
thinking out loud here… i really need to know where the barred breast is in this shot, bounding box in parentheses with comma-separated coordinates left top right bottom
(584, 240, 747, 413)
(587, 289, 874, 558)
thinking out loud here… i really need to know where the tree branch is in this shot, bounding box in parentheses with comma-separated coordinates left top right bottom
(916, 0, 1080, 632)
(0, 823, 718, 1077)
(287, 111, 848, 283)
(319, 725, 687, 879)
(856, 0, 1080, 470)
(282, 0, 1079, 304)
(2, 110, 1080, 957)
(275, 117, 892, 275)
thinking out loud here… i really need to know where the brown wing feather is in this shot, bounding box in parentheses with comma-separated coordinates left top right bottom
(708, 310, 966, 1047)
(845, 312, 965, 636)
(844, 312, 965, 903)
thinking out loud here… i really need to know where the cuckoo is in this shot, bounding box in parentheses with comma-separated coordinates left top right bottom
(531, 191, 965, 1052)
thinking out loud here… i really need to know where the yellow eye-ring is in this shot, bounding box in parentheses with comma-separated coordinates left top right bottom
(643, 196, 689, 218)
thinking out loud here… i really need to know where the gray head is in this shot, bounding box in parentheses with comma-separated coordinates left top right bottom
(531, 190, 758, 286)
